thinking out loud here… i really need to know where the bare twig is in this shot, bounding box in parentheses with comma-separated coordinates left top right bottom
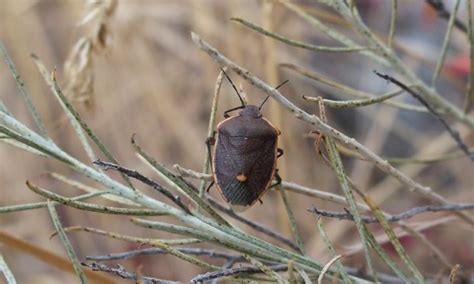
(426, 0, 468, 34)
(93, 160, 191, 213)
(374, 71, 474, 162)
(431, 0, 462, 87)
(60, 226, 218, 270)
(86, 247, 243, 262)
(190, 264, 288, 283)
(81, 262, 178, 284)
(464, 0, 474, 113)
(309, 203, 474, 223)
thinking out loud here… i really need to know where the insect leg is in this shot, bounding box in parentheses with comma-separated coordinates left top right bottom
(206, 180, 215, 192)
(277, 148, 284, 158)
(206, 130, 216, 168)
(205, 135, 216, 193)
(269, 169, 282, 189)
(205, 130, 217, 180)
(223, 105, 245, 118)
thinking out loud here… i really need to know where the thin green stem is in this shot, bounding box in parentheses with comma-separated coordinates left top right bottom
(242, 254, 288, 283)
(335, 1, 474, 128)
(280, 1, 387, 65)
(31, 56, 97, 163)
(281, 63, 426, 112)
(0, 101, 10, 114)
(134, 218, 338, 279)
(278, 186, 305, 254)
(318, 255, 344, 284)
(388, 0, 398, 48)
(315, 218, 352, 284)
(32, 55, 137, 191)
(50, 172, 138, 206)
(132, 137, 230, 226)
(199, 70, 224, 197)
(0, 132, 47, 157)
(305, 89, 404, 109)
(132, 218, 282, 263)
(363, 226, 409, 282)
(27, 182, 169, 216)
(464, 0, 474, 113)
(324, 135, 376, 280)
(0, 191, 107, 214)
(64, 227, 218, 270)
(353, 186, 423, 282)
(0, 43, 48, 138)
(232, 17, 367, 53)
(0, 255, 16, 284)
(295, 267, 312, 284)
(47, 201, 88, 284)
(0, 124, 73, 166)
(431, 0, 462, 87)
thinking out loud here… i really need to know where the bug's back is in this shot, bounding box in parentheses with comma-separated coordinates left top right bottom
(214, 111, 279, 206)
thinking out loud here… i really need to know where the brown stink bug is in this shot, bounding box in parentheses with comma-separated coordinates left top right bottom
(206, 70, 287, 209)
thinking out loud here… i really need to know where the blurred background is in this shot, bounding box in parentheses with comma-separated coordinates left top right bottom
(0, 0, 473, 282)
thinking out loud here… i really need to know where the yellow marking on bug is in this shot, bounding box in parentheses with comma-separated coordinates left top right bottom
(236, 174, 247, 183)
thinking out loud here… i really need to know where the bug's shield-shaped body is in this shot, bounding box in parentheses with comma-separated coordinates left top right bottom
(213, 106, 279, 208)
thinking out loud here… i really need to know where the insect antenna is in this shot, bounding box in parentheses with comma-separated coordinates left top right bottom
(258, 96, 271, 110)
(275, 79, 289, 90)
(220, 68, 246, 106)
(259, 79, 289, 110)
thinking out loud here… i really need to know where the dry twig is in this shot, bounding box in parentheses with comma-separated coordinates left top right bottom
(310, 203, 474, 224)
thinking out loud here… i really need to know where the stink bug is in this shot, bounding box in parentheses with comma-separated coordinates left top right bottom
(206, 70, 287, 209)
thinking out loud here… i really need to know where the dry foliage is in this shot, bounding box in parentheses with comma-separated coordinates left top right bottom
(0, 0, 473, 283)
